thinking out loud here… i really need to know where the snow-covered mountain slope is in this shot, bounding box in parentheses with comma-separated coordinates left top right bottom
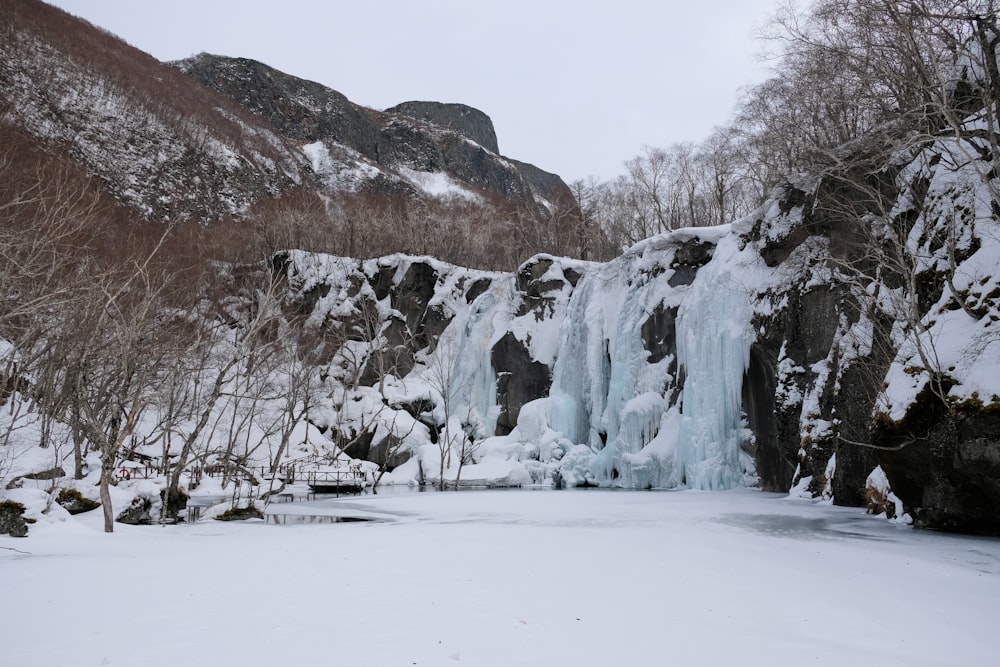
(175, 54, 574, 218)
(0, 1, 577, 239)
(0, 1, 307, 221)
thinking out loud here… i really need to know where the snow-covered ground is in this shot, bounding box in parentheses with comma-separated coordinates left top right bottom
(2, 490, 998, 666)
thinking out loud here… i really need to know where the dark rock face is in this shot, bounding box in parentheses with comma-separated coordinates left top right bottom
(640, 304, 677, 367)
(339, 427, 376, 462)
(387, 101, 500, 154)
(740, 148, 1000, 534)
(359, 315, 416, 386)
(492, 332, 552, 435)
(505, 158, 580, 213)
(744, 180, 882, 501)
(748, 184, 814, 267)
(876, 400, 1000, 535)
(395, 261, 448, 350)
(178, 55, 380, 156)
(465, 277, 491, 304)
(668, 237, 715, 287)
(116, 496, 153, 525)
(514, 256, 575, 320)
(367, 434, 412, 470)
(56, 488, 101, 515)
(743, 345, 791, 492)
(177, 54, 570, 222)
(0, 501, 28, 537)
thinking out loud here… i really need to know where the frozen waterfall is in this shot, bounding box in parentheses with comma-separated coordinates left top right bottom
(541, 230, 754, 489)
(432, 229, 757, 490)
(674, 235, 754, 489)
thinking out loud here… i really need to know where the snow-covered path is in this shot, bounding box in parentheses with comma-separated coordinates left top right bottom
(2, 490, 998, 666)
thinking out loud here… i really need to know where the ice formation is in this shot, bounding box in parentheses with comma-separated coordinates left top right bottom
(467, 228, 759, 489)
(264, 219, 780, 492)
(673, 234, 754, 490)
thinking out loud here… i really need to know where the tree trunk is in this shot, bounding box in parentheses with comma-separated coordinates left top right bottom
(72, 426, 85, 480)
(100, 463, 113, 533)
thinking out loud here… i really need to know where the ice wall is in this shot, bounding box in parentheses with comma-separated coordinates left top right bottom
(538, 229, 754, 489)
(282, 228, 763, 490)
(445, 287, 500, 440)
(673, 234, 754, 489)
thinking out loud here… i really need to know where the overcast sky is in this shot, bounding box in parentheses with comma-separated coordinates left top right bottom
(47, 0, 780, 183)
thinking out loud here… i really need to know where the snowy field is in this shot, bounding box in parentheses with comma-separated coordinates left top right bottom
(2, 489, 998, 667)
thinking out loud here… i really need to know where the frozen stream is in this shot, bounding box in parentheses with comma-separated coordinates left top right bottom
(2, 489, 998, 666)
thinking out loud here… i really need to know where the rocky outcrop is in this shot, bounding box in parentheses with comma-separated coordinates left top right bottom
(177, 55, 380, 156)
(116, 496, 153, 525)
(23, 466, 66, 481)
(177, 54, 567, 220)
(493, 332, 552, 435)
(874, 397, 1000, 535)
(0, 500, 28, 537)
(55, 488, 101, 515)
(6, 465, 67, 491)
(387, 101, 500, 153)
(738, 131, 1000, 534)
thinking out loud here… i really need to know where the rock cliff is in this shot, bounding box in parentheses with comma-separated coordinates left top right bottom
(176, 54, 571, 219)
(276, 127, 1000, 534)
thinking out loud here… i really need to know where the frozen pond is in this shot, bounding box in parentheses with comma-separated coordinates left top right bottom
(2, 489, 998, 666)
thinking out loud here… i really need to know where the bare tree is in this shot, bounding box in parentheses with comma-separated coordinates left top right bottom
(420, 335, 473, 489)
(60, 261, 174, 532)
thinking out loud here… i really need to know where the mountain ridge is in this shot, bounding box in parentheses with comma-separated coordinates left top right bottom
(0, 0, 587, 269)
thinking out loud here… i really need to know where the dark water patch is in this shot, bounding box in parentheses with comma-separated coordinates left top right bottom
(264, 514, 385, 525)
(714, 513, 897, 543)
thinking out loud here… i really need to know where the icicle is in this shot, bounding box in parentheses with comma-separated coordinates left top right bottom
(547, 271, 613, 449)
(451, 290, 499, 439)
(674, 238, 753, 490)
(546, 255, 676, 488)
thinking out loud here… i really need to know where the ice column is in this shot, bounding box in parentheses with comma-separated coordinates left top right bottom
(450, 290, 499, 439)
(592, 266, 661, 485)
(674, 239, 753, 490)
(546, 257, 672, 487)
(547, 270, 613, 449)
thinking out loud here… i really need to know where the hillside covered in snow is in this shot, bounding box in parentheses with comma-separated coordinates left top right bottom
(0, 0, 587, 270)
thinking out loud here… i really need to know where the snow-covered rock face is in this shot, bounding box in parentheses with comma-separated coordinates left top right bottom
(282, 128, 1000, 533)
(280, 227, 775, 493)
(741, 133, 1000, 534)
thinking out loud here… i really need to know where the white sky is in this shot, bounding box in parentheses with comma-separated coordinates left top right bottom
(45, 0, 780, 183)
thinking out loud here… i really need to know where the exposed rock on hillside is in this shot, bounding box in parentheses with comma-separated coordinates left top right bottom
(0, 1, 579, 253)
(176, 54, 571, 218)
(387, 101, 500, 154)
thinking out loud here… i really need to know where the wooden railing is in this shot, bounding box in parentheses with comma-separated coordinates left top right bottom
(115, 457, 370, 493)
(305, 468, 366, 488)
